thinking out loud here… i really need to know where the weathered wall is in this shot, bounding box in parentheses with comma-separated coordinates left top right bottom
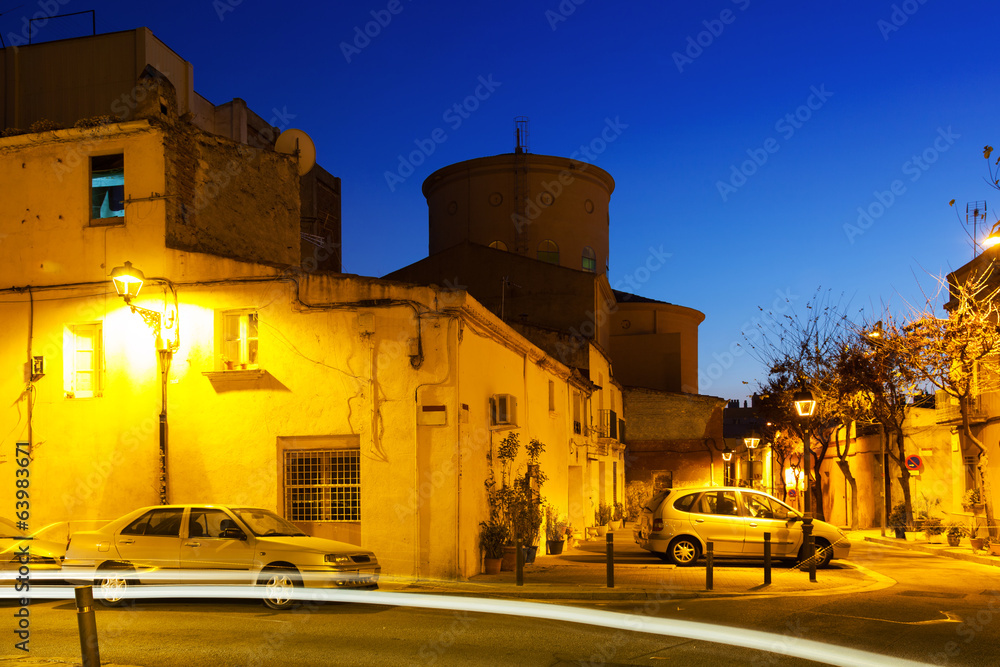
(165, 128, 300, 267)
(623, 387, 725, 488)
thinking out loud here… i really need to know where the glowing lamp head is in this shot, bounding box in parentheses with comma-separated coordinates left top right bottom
(110, 261, 145, 302)
(793, 387, 816, 417)
(744, 435, 760, 449)
(721, 446, 733, 462)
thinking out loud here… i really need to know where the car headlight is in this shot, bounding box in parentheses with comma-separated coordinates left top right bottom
(324, 554, 352, 566)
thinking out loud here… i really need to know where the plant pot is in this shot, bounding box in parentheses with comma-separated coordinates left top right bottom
(547, 539, 565, 555)
(892, 526, 906, 539)
(596, 526, 608, 538)
(970, 537, 985, 551)
(990, 544, 1000, 557)
(525, 545, 538, 564)
(947, 534, 961, 547)
(483, 557, 502, 574)
(501, 545, 518, 571)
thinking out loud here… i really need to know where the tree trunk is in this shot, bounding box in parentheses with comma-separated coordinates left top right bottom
(836, 460, 860, 530)
(960, 398, 995, 539)
(893, 425, 914, 527)
(810, 469, 826, 522)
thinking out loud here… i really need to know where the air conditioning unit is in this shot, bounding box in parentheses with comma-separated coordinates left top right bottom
(490, 394, 517, 426)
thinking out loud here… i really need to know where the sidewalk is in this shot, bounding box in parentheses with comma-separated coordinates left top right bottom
(858, 528, 1000, 567)
(381, 524, 892, 601)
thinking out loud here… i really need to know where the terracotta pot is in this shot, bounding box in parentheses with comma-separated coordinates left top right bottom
(970, 537, 985, 551)
(501, 545, 524, 571)
(547, 539, 565, 555)
(990, 544, 1000, 557)
(947, 534, 961, 547)
(483, 557, 501, 575)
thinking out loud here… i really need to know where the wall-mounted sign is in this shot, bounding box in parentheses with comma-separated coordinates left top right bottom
(905, 455, 923, 471)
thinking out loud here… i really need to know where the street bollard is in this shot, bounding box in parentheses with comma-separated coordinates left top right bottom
(706, 541, 714, 591)
(803, 518, 817, 583)
(516, 536, 524, 587)
(74, 586, 101, 667)
(764, 532, 772, 585)
(606, 531, 615, 588)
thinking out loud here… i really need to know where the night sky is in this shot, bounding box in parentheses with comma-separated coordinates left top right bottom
(9, 0, 998, 402)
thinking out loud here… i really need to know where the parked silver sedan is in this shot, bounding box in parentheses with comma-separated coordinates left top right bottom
(64, 504, 379, 609)
(634, 486, 850, 567)
(1, 517, 65, 575)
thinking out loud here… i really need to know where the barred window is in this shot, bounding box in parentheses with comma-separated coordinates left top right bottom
(284, 449, 360, 522)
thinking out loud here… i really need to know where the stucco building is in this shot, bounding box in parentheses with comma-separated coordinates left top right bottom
(0, 29, 635, 580)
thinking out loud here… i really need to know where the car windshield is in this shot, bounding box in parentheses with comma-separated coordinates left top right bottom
(230, 508, 307, 537)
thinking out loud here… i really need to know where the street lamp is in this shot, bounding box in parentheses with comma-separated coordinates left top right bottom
(792, 384, 817, 582)
(109, 261, 177, 505)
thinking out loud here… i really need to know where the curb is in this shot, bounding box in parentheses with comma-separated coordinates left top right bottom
(381, 562, 887, 602)
(864, 535, 1000, 567)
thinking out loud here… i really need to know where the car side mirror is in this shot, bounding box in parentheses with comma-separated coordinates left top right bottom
(785, 514, 802, 523)
(221, 527, 247, 540)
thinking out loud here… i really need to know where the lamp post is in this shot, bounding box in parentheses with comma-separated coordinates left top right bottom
(864, 324, 890, 538)
(721, 445, 733, 485)
(110, 262, 176, 505)
(744, 431, 759, 489)
(793, 385, 817, 582)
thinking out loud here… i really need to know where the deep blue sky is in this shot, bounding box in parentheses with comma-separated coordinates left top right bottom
(12, 1, 999, 402)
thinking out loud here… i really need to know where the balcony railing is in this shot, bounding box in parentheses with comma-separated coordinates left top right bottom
(935, 393, 988, 425)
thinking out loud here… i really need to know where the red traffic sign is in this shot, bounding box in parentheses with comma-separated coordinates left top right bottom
(787, 489, 797, 499)
(905, 455, 923, 471)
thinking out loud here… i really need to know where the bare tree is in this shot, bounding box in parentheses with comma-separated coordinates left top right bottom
(745, 288, 854, 521)
(900, 270, 1000, 536)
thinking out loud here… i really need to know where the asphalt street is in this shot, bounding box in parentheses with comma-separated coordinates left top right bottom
(3, 540, 998, 666)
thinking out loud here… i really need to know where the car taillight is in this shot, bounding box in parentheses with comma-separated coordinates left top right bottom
(652, 518, 663, 532)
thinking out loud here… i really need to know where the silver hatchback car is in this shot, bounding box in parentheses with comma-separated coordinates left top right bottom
(634, 486, 850, 567)
(64, 504, 379, 609)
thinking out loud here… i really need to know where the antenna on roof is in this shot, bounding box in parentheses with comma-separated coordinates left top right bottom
(514, 116, 529, 154)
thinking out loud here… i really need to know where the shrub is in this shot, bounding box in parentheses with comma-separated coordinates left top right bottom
(625, 481, 651, 521)
(479, 520, 508, 560)
(595, 502, 613, 525)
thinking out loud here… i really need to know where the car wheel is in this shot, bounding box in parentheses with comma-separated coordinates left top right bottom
(667, 537, 700, 566)
(95, 566, 134, 608)
(259, 567, 301, 610)
(797, 538, 833, 569)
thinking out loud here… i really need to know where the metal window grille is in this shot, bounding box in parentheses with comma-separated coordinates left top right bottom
(284, 449, 360, 522)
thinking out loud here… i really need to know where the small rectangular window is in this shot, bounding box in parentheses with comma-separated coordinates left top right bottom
(548, 380, 555, 412)
(90, 154, 125, 223)
(64, 323, 102, 398)
(219, 310, 259, 370)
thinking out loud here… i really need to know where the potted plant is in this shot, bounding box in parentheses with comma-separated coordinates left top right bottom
(545, 505, 568, 555)
(970, 524, 985, 551)
(990, 536, 1000, 557)
(887, 503, 907, 540)
(479, 520, 508, 574)
(612, 502, 625, 529)
(595, 502, 613, 536)
(946, 522, 966, 548)
(922, 516, 945, 543)
(963, 488, 984, 512)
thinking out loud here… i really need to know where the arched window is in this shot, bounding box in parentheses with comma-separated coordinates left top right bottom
(537, 240, 559, 265)
(489, 240, 508, 251)
(582, 246, 597, 272)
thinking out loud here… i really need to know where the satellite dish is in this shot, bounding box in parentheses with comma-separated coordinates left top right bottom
(275, 128, 316, 175)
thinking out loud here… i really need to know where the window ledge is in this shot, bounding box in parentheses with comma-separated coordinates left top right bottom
(88, 218, 126, 228)
(202, 369, 266, 381)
